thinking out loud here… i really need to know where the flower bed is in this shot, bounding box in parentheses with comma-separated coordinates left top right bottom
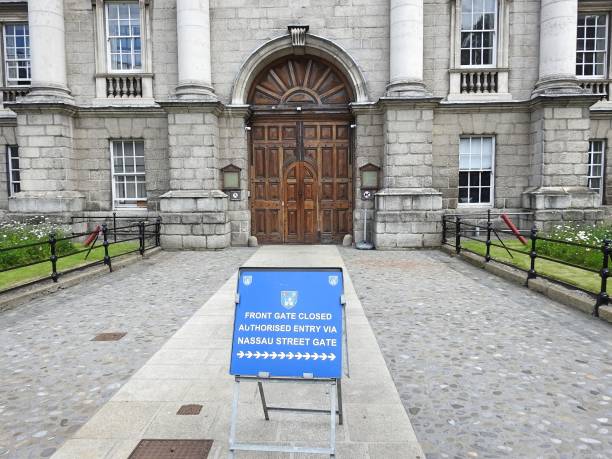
(0, 218, 75, 270)
(537, 224, 612, 271)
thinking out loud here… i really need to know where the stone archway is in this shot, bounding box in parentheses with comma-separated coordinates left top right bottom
(230, 33, 369, 106)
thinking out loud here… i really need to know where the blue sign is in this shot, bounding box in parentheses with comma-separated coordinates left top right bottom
(230, 267, 344, 379)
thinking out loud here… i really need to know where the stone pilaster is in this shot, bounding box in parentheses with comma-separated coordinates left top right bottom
(159, 101, 230, 249)
(27, 0, 71, 100)
(175, 0, 215, 99)
(8, 104, 84, 213)
(219, 105, 250, 246)
(386, 0, 429, 97)
(374, 99, 443, 249)
(533, 0, 582, 95)
(524, 97, 603, 229)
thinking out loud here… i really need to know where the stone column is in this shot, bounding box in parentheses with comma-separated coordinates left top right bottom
(175, 0, 215, 99)
(534, 0, 581, 94)
(386, 0, 428, 97)
(27, 0, 71, 98)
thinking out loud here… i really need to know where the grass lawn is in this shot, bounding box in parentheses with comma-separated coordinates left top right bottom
(461, 238, 604, 294)
(0, 241, 139, 292)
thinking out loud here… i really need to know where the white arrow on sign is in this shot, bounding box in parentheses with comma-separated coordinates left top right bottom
(235, 352, 337, 361)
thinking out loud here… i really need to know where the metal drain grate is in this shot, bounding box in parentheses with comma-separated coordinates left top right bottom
(92, 332, 127, 341)
(128, 439, 213, 459)
(177, 404, 203, 415)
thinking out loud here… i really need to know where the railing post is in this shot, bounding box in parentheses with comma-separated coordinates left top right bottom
(528, 226, 538, 280)
(49, 233, 58, 283)
(102, 224, 113, 272)
(485, 217, 492, 262)
(455, 216, 461, 254)
(138, 221, 145, 255)
(113, 211, 117, 243)
(595, 238, 610, 317)
(442, 216, 447, 245)
(155, 217, 161, 247)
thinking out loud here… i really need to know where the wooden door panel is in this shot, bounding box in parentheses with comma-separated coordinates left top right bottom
(251, 118, 352, 244)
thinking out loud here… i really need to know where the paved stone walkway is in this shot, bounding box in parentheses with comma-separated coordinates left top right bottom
(340, 248, 612, 459)
(0, 249, 255, 459)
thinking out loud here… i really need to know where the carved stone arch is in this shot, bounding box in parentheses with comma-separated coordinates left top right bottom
(230, 33, 369, 105)
(248, 55, 354, 107)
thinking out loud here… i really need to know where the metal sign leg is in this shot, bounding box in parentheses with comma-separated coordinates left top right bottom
(228, 379, 241, 459)
(336, 379, 343, 426)
(257, 381, 270, 421)
(329, 380, 337, 459)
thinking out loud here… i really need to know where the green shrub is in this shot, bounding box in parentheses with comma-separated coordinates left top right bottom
(537, 223, 612, 271)
(0, 219, 76, 270)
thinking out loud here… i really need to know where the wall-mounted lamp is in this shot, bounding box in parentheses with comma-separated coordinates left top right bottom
(221, 164, 242, 200)
(359, 163, 380, 200)
(350, 124, 357, 129)
(244, 126, 252, 131)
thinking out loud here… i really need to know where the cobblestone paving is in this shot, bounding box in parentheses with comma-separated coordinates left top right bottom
(0, 249, 255, 459)
(340, 248, 612, 459)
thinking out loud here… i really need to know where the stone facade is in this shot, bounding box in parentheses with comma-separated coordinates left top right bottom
(0, 0, 610, 249)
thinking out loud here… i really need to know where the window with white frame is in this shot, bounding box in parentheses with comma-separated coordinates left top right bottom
(111, 140, 146, 207)
(3, 23, 30, 86)
(460, 0, 498, 66)
(459, 136, 494, 205)
(106, 3, 142, 71)
(577, 13, 608, 78)
(6, 145, 20, 196)
(588, 140, 605, 194)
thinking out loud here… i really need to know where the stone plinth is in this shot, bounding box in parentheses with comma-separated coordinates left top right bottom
(373, 188, 444, 249)
(160, 190, 230, 250)
(523, 186, 603, 230)
(8, 191, 85, 213)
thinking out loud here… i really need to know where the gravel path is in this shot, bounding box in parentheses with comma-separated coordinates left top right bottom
(340, 248, 612, 459)
(0, 249, 255, 458)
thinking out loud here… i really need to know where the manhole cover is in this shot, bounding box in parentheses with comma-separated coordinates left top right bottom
(128, 440, 213, 459)
(92, 332, 127, 341)
(177, 404, 203, 415)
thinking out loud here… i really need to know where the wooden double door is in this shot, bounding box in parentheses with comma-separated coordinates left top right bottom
(250, 119, 353, 244)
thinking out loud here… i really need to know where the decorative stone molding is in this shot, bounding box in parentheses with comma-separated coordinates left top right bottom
(288, 25, 309, 51)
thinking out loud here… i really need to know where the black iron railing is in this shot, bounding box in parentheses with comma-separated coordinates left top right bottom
(442, 211, 610, 317)
(0, 218, 161, 294)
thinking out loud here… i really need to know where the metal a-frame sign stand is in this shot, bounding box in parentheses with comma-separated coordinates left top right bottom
(228, 267, 349, 458)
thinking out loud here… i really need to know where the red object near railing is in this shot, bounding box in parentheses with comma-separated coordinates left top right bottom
(83, 225, 101, 246)
(501, 213, 527, 245)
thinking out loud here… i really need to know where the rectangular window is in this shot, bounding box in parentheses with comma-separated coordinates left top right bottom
(111, 140, 146, 207)
(459, 136, 494, 205)
(460, 0, 497, 66)
(6, 145, 20, 196)
(577, 13, 608, 78)
(3, 23, 30, 86)
(588, 140, 605, 194)
(106, 2, 142, 71)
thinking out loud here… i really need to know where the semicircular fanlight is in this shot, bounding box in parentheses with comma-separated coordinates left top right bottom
(248, 56, 353, 106)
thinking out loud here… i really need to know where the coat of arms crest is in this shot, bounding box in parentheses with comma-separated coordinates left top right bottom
(280, 291, 298, 309)
(242, 275, 252, 286)
(328, 275, 339, 286)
